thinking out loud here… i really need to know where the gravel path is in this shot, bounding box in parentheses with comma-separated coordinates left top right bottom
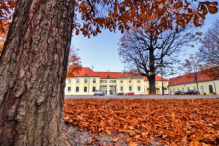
(65, 95, 219, 99)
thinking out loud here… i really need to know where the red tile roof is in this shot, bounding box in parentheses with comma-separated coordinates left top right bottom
(169, 73, 215, 86)
(95, 72, 121, 79)
(74, 67, 99, 76)
(117, 72, 142, 79)
(72, 67, 167, 81)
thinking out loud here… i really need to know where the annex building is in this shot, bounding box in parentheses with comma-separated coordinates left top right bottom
(65, 67, 168, 95)
(169, 72, 219, 95)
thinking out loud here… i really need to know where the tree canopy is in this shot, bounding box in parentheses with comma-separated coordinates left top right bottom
(0, 0, 218, 38)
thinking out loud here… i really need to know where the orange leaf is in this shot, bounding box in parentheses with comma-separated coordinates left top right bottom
(113, 137, 122, 142)
(189, 140, 201, 146)
(202, 5, 208, 15)
(105, 130, 112, 135)
(208, 6, 218, 14)
(210, 2, 218, 6)
(128, 142, 138, 146)
(194, 16, 201, 27)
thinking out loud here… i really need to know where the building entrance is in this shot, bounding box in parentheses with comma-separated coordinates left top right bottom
(209, 85, 213, 94)
(100, 86, 116, 95)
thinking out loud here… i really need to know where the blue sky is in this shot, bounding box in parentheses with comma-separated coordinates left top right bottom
(71, 12, 219, 72)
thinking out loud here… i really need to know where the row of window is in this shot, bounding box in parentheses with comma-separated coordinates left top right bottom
(171, 86, 205, 92)
(68, 78, 96, 84)
(68, 79, 143, 84)
(67, 86, 142, 92)
(120, 80, 141, 83)
(67, 87, 96, 92)
(120, 86, 141, 92)
(101, 80, 116, 83)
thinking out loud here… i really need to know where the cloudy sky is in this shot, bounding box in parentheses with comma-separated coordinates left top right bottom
(71, 12, 219, 72)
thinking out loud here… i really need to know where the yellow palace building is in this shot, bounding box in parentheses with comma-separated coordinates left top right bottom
(169, 72, 219, 95)
(65, 67, 168, 95)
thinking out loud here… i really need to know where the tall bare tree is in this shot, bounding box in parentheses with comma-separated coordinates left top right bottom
(198, 18, 219, 79)
(181, 54, 204, 92)
(118, 22, 195, 94)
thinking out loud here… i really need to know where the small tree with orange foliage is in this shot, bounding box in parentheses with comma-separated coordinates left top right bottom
(0, 22, 9, 55)
(0, 0, 15, 56)
(66, 47, 82, 78)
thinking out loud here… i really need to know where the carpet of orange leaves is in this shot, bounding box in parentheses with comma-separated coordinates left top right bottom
(64, 98, 219, 145)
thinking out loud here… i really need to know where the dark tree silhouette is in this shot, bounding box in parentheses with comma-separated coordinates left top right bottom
(198, 18, 219, 79)
(118, 23, 195, 94)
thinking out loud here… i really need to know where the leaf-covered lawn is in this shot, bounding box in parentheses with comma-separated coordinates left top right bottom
(64, 98, 219, 145)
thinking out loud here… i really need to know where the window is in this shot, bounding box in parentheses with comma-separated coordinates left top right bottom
(68, 79, 71, 83)
(93, 78, 96, 83)
(138, 86, 140, 91)
(67, 87, 71, 91)
(109, 80, 116, 83)
(156, 82, 158, 85)
(120, 86, 123, 91)
(200, 86, 204, 93)
(193, 86, 196, 90)
(84, 79, 87, 83)
(129, 80, 131, 83)
(177, 88, 179, 91)
(101, 80, 107, 83)
(84, 87, 87, 92)
(187, 87, 190, 91)
(129, 86, 132, 91)
(182, 87, 184, 91)
(173, 88, 175, 91)
(93, 87, 96, 92)
(76, 87, 79, 92)
(120, 80, 123, 83)
(137, 80, 140, 83)
(76, 78, 79, 83)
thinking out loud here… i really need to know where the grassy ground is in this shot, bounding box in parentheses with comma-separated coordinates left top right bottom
(65, 98, 219, 146)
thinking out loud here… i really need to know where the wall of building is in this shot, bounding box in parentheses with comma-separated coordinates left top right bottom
(65, 77, 101, 95)
(169, 80, 219, 94)
(65, 77, 169, 95)
(116, 78, 145, 94)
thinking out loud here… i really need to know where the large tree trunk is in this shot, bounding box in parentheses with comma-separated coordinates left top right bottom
(0, 0, 74, 145)
(148, 75, 156, 94)
(148, 43, 156, 94)
(194, 73, 199, 92)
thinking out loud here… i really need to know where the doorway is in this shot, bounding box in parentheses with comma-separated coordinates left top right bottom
(209, 85, 213, 94)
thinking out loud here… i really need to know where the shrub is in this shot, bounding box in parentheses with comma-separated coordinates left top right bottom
(213, 92, 216, 95)
(204, 92, 206, 95)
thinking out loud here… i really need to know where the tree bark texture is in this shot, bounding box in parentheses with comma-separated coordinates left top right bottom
(148, 45, 156, 94)
(148, 75, 156, 94)
(0, 0, 74, 145)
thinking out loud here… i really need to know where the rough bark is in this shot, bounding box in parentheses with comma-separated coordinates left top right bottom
(194, 73, 199, 92)
(148, 45, 156, 94)
(0, 0, 74, 145)
(148, 75, 156, 94)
